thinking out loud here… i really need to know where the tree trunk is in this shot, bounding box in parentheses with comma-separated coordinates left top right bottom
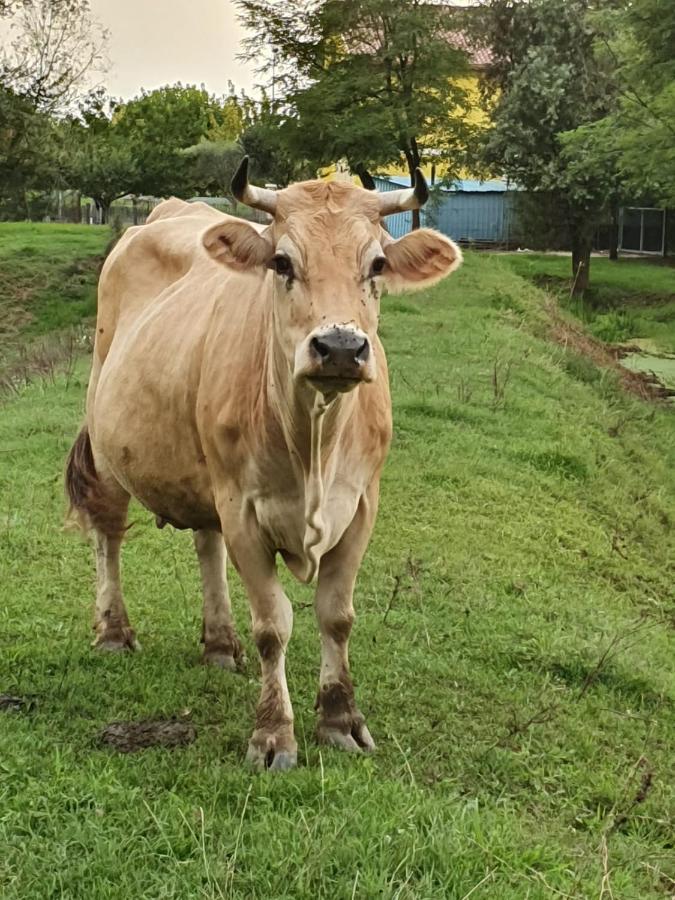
(571, 234, 591, 297)
(609, 204, 619, 261)
(404, 141, 422, 231)
(132, 196, 139, 226)
(94, 199, 108, 225)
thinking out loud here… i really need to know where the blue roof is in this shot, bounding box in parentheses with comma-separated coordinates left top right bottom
(375, 174, 512, 193)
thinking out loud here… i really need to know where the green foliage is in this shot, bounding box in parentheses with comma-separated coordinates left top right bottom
(55, 92, 136, 220)
(0, 84, 56, 213)
(181, 140, 243, 198)
(0, 76, 256, 218)
(1, 229, 674, 897)
(236, 0, 473, 185)
(473, 0, 622, 291)
(113, 85, 226, 198)
(54, 84, 252, 216)
(238, 96, 315, 186)
(565, 0, 675, 207)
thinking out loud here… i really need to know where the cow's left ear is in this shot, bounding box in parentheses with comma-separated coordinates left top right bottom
(202, 220, 273, 271)
(383, 228, 462, 293)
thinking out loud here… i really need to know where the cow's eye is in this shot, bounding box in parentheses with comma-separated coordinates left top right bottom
(270, 254, 293, 277)
(370, 256, 387, 277)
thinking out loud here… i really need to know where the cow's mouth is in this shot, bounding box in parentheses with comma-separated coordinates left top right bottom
(307, 374, 362, 394)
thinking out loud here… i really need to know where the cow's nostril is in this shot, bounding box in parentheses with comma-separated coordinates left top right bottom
(356, 339, 370, 363)
(311, 337, 331, 361)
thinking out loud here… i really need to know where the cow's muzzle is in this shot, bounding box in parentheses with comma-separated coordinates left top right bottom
(301, 326, 374, 393)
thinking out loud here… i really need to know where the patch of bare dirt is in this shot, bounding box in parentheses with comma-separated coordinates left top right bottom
(546, 299, 675, 402)
(0, 694, 34, 712)
(98, 719, 197, 753)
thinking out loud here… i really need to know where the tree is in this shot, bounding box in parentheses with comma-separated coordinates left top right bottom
(0, 82, 56, 216)
(202, 82, 247, 143)
(113, 85, 228, 198)
(0, 0, 108, 112)
(0, 1, 109, 214)
(182, 85, 256, 199)
(238, 96, 314, 187)
(0, 1, 26, 16)
(471, 0, 621, 294)
(236, 0, 473, 228)
(182, 140, 243, 198)
(566, 0, 675, 210)
(58, 91, 136, 223)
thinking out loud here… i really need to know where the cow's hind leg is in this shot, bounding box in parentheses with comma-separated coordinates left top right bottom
(66, 426, 137, 651)
(314, 488, 377, 752)
(193, 529, 244, 670)
(93, 528, 138, 650)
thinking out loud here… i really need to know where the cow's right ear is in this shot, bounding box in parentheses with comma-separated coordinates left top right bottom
(202, 220, 273, 271)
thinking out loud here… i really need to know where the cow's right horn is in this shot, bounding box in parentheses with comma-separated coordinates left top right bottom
(231, 156, 278, 216)
(377, 168, 429, 216)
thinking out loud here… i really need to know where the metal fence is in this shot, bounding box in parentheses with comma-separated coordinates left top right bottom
(11, 191, 270, 228)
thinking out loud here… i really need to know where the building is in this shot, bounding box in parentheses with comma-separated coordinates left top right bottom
(373, 174, 520, 245)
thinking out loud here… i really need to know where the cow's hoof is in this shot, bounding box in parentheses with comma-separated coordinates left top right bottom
(201, 647, 242, 671)
(317, 719, 375, 753)
(93, 629, 140, 653)
(246, 736, 298, 772)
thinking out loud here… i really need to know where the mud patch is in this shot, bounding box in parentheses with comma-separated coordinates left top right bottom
(0, 693, 33, 712)
(98, 719, 196, 753)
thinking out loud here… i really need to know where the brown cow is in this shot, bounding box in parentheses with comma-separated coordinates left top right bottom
(66, 159, 461, 770)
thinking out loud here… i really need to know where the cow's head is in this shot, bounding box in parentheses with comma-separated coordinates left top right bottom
(202, 157, 461, 396)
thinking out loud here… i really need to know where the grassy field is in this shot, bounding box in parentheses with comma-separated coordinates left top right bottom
(0, 222, 109, 343)
(1, 226, 674, 898)
(502, 253, 675, 352)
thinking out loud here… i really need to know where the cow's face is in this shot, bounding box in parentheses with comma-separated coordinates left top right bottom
(202, 171, 461, 396)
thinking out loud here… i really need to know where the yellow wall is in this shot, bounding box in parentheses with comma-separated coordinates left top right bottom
(319, 74, 488, 184)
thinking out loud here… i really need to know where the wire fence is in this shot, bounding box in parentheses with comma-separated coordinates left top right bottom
(2, 191, 270, 228)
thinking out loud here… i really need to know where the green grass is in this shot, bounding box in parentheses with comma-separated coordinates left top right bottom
(1, 235, 675, 898)
(0, 222, 110, 343)
(501, 253, 675, 352)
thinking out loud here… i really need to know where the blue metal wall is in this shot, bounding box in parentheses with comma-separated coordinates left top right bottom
(429, 192, 515, 243)
(374, 176, 517, 244)
(374, 176, 414, 238)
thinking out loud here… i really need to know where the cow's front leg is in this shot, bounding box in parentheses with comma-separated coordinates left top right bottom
(314, 488, 377, 752)
(228, 535, 297, 771)
(193, 529, 245, 670)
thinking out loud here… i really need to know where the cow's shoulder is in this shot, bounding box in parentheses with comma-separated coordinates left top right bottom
(95, 206, 234, 361)
(146, 197, 227, 225)
(102, 206, 227, 288)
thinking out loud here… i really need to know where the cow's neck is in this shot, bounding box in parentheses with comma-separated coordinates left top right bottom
(268, 331, 355, 583)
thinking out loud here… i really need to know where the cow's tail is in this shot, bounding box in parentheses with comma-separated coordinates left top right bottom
(65, 426, 122, 536)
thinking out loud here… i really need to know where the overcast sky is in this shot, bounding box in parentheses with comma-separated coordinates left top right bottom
(89, 0, 260, 100)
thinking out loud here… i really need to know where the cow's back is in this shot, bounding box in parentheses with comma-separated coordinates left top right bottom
(93, 199, 225, 366)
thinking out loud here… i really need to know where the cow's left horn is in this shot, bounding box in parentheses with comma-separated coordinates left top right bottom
(358, 168, 376, 191)
(377, 169, 429, 216)
(231, 156, 278, 216)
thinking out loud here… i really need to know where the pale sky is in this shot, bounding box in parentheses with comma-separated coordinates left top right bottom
(89, 0, 260, 100)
